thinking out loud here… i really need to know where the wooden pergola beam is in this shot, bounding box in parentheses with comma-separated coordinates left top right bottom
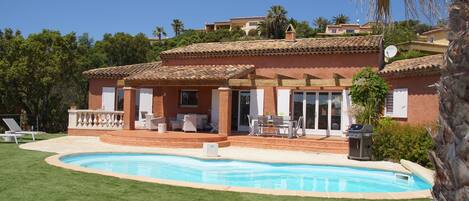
(228, 78, 352, 87)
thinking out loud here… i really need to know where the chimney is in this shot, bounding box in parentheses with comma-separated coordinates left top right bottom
(285, 24, 296, 42)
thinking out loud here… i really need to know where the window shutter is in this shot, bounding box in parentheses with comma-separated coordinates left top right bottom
(138, 88, 153, 120)
(250, 89, 264, 117)
(277, 89, 290, 116)
(102, 87, 115, 111)
(392, 88, 408, 118)
(341, 90, 353, 132)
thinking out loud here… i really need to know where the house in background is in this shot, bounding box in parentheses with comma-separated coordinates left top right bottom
(205, 16, 265, 35)
(318, 23, 373, 37)
(75, 31, 383, 138)
(397, 28, 448, 53)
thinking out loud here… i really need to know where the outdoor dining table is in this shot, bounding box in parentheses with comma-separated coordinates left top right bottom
(252, 117, 297, 138)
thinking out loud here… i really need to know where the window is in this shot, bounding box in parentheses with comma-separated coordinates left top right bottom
(180, 90, 198, 107)
(385, 88, 408, 118)
(330, 93, 342, 130)
(331, 29, 337, 33)
(116, 88, 124, 111)
(346, 29, 355, 33)
(248, 21, 258, 26)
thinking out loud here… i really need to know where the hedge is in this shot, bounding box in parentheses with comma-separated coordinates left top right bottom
(372, 118, 435, 168)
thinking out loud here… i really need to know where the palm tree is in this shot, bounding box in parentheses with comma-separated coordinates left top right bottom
(332, 14, 350, 25)
(265, 5, 288, 39)
(171, 19, 184, 37)
(368, 1, 467, 200)
(313, 17, 331, 33)
(152, 26, 166, 41)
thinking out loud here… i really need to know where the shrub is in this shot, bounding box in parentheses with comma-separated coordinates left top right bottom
(387, 50, 429, 63)
(372, 118, 435, 168)
(349, 67, 388, 126)
(247, 29, 258, 37)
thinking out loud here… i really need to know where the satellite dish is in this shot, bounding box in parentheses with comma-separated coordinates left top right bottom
(384, 45, 398, 58)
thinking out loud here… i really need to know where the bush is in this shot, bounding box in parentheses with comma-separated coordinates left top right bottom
(247, 29, 258, 37)
(387, 50, 429, 63)
(349, 67, 388, 126)
(372, 118, 435, 168)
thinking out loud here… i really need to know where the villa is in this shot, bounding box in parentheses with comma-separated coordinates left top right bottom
(317, 22, 374, 37)
(397, 28, 449, 53)
(69, 27, 440, 152)
(204, 16, 265, 35)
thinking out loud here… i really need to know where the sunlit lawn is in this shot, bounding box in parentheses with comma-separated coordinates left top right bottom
(0, 134, 431, 201)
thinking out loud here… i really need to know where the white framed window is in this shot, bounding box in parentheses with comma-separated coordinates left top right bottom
(385, 88, 408, 118)
(180, 90, 198, 107)
(248, 21, 258, 26)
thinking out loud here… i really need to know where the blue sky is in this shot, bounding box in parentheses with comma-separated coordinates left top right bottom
(0, 0, 445, 40)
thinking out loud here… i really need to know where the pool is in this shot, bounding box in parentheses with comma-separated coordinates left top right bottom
(60, 153, 431, 193)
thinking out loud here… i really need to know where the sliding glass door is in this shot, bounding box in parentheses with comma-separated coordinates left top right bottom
(292, 91, 343, 136)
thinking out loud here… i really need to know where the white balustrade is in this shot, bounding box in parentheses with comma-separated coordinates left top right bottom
(68, 109, 124, 130)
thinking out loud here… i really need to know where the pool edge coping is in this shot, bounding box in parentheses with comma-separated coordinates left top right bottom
(45, 152, 433, 199)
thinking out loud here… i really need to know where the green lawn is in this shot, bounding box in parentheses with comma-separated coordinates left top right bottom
(0, 134, 431, 201)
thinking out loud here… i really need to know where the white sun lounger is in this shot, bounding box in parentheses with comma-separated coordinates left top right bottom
(0, 131, 23, 144)
(2, 118, 45, 141)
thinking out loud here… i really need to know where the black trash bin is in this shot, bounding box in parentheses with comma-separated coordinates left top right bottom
(347, 124, 373, 160)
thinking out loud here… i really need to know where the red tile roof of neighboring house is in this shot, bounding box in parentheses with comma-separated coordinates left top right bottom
(125, 64, 254, 81)
(380, 54, 443, 77)
(160, 35, 383, 59)
(83, 62, 162, 79)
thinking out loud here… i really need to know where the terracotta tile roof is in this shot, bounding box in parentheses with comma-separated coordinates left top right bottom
(380, 54, 443, 76)
(83, 62, 162, 79)
(160, 35, 383, 59)
(125, 64, 255, 81)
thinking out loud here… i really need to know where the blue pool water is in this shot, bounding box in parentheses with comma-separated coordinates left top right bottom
(61, 153, 431, 193)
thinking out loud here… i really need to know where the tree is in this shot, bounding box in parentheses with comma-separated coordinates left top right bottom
(171, 19, 184, 37)
(368, 1, 468, 200)
(288, 18, 315, 38)
(264, 5, 289, 39)
(349, 67, 388, 126)
(332, 14, 349, 25)
(313, 17, 331, 33)
(95, 32, 151, 66)
(152, 26, 166, 41)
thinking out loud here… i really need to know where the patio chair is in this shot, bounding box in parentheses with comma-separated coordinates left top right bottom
(146, 114, 166, 131)
(170, 114, 185, 130)
(209, 121, 218, 133)
(292, 116, 304, 138)
(182, 114, 197, 132)
(2, 118, 44, 141)
(256, 115, 268, 136)
(273, 116, 289, 137)
(247, 115, 259, 135)
(0, 131, 23, 144)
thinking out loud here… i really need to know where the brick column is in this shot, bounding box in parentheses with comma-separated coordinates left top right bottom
(123, 87, 136, 130)
(218, 87, 232, 136)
